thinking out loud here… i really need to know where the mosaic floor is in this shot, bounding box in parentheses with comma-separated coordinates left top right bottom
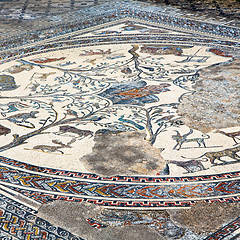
(0, 0, 239, 239)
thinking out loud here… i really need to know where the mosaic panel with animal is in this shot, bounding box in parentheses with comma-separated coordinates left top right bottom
(0, 40, 239, 176)
(0, 1, 239, 240)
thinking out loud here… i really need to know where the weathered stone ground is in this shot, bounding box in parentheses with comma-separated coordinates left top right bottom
(37, 200, 240, 240)
(170, 201, 240, 233)
(38, 201, 163, 240)
(0, 0, 109, 40)
(0, 0, 239, 41)
(81, 131, 165, 176)
(1, 1, 239, 240)
(154, 0, 240, 23)
(178, 59, 240, 133)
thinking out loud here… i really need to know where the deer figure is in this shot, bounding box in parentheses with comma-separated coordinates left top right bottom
(215, 130, 240, 145)
(58, 125, 93, 138)
(1, 111, 39, 129)
(172, 129, 209, 150)
(182, 145, 240, 165)
(32, 139, 75, 154)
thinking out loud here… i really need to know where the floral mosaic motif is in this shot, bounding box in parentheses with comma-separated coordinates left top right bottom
(99, 81, 171, 105)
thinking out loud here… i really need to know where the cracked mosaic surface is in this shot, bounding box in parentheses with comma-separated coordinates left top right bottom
(0, 0, 239, 239)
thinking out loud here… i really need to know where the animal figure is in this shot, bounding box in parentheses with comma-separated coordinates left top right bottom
(193, 145, 240, 165)
(31, 72, 56, 81)
(215, 130, 240, 145)
(172, 129, 209, 150)
(95, 129, 123, 135)
(0, 102, 30, 116)
(5, 64, 33, 74)
(25, 72, 56, 91)
(170, 119, 184, 127)
(58, 61, 76, 67)
(169, 160, 207, 173)
(79, 49, 111, 56)
(33, 139, 75, 154)
(3, 111, 39, 128)
(0, 124, 11, 136)
(58, 125, 93, 138)
(31, 57, 65, 63)
(86, 58, 97, 65)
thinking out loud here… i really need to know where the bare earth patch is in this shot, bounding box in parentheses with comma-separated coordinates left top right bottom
(178, 59, 240, 133)
(80, 130, 165, 176)
(38, 201, 165, 240)
(170, 201, 240, 234)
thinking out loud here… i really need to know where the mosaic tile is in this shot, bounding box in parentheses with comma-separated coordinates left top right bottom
(0, 0, 239, 239)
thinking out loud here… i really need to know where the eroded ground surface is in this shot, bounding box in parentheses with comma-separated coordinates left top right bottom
(178, 59, 240, 133)
(37, 200, 240, 240)
(0, 1, 239, 240)
(81, 131, 165, 176)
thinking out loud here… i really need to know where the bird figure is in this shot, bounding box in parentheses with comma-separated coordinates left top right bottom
(66, 109, 79, 117)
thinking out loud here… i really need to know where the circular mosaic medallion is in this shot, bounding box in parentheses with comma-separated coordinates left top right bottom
(0, 4, 239, 210)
